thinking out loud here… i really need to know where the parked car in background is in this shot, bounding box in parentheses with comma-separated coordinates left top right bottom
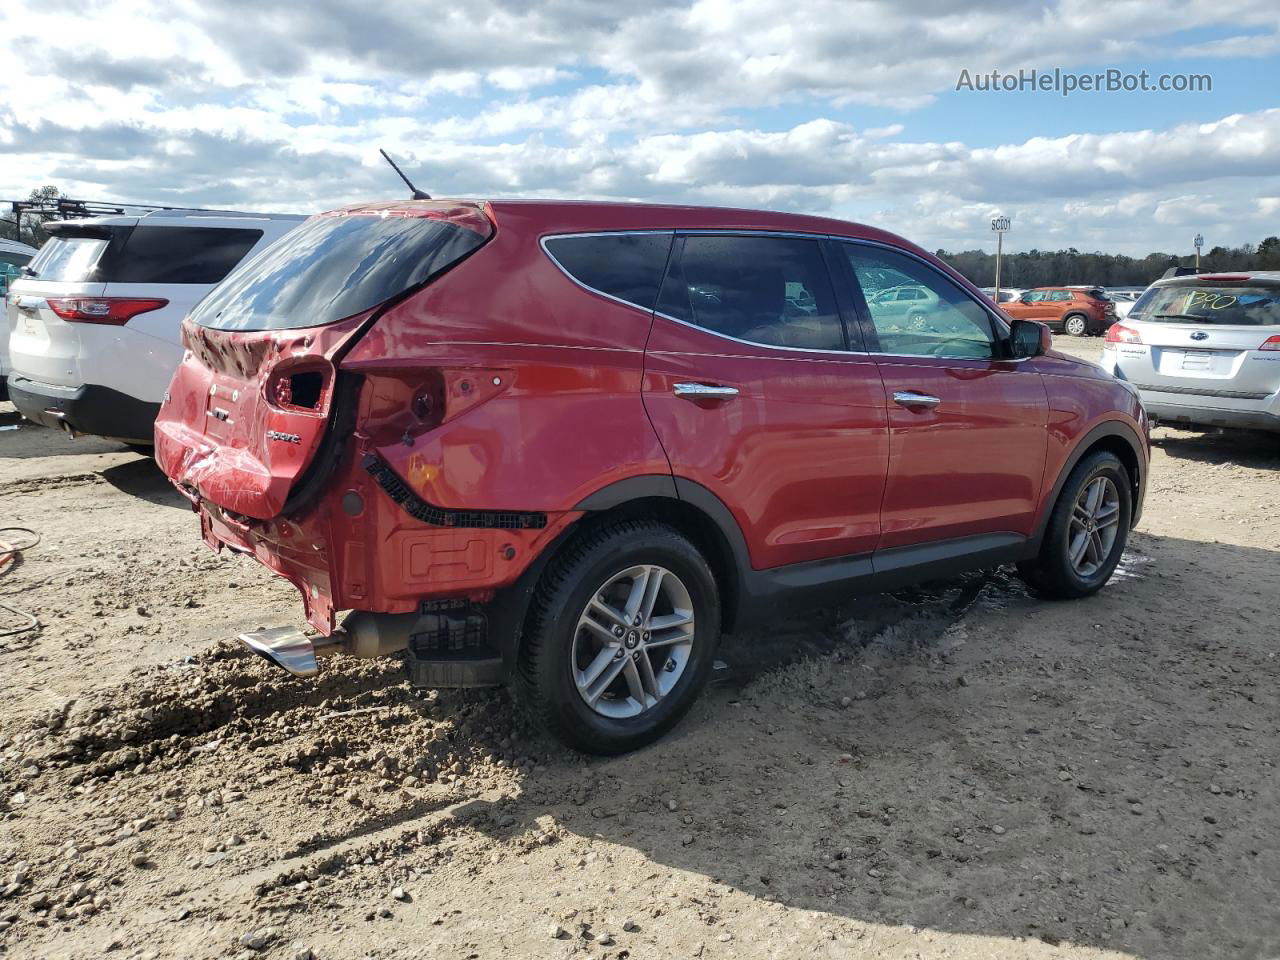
(0, 238, 39, 401)
(1106, 289, 1144, 320)
(1003, 286, 1115, 336)
(155, 199, 1148, 754)
(978, 287, 1023, 305)
(5, 210, 303, 445)
(1104, 272, 1280, 433)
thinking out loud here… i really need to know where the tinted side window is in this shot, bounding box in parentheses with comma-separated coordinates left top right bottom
(544, 233, 671, 310)
(109, 227, 264, 284)
(659, 235, 844, 351)
(842, 244, 996, 359)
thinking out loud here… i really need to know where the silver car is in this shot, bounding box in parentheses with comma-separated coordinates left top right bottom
(1104, 272, 1280, 433)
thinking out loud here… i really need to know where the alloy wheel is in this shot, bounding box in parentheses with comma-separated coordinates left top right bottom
(571, 564, 695, 719)
(1068, 476, 1121, 577)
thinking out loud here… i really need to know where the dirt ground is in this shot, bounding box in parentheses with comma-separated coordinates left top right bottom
(1, 337, 1278, 960)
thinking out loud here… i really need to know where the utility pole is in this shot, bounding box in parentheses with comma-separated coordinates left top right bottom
(1194, 233, 1203, 271)
(991, 215, 1011, 302)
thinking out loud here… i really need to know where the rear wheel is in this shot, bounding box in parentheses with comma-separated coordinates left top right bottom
(1062, 313, 1088, 337)
(517, 520, 720, 754)
(1018, 451, 1132, 599)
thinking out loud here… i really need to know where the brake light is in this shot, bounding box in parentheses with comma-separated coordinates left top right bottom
(1259, 336, 1280, 351)
(46, 297, 168, 325)
(1105, 323, 1142, 344)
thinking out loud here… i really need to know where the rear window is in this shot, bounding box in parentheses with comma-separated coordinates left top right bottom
(543, 233, 672, 310)
(24, 225, 264, 284)
(26, 235, 111, 282)
(192, 213, 490, 332)
(1129, 284, 1280, 326)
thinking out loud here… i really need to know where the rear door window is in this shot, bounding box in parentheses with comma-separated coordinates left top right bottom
(543, 233, 672, 310)
(108, 227, 263, 284)
(191, 213, 492, 332)
(658, 235, 845, 351)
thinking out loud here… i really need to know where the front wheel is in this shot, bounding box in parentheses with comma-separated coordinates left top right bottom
(1018, 451, 1132, 599)
(516, 520, 720, 754)
(1062, 313, 1088, 337)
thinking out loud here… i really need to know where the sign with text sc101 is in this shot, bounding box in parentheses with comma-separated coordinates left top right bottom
(991, 216, 1012, 233)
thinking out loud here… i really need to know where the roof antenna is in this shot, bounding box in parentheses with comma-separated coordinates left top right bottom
(379, 148, 431, 200)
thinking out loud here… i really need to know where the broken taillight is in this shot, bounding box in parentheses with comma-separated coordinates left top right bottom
(46, 297, 168, 325)
(266, 363, 331, 413)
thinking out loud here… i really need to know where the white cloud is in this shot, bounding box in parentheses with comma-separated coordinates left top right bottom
(0, 0, 1277, 254)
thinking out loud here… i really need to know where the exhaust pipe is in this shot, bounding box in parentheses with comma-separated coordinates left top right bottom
(45, 409, 77, 439)
(238, 612, 417, 678)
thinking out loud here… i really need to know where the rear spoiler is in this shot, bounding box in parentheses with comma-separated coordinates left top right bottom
(44, 221, 128, 240)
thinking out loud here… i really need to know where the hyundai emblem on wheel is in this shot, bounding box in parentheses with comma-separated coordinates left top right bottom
(1190, 331, 1208, 341)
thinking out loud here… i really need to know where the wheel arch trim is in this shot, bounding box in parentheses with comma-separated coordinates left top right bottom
(572, 474, 751, 629)
(1033, 420, 1146, 546)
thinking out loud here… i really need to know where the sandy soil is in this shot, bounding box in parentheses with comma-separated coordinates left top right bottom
(1, 336, 1278, 960)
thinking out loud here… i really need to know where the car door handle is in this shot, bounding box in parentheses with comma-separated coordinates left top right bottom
(893, 391, 941, 409)
(673, 382, 739, 399)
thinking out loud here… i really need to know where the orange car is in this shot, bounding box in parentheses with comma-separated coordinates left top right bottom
(1003, 287, 1115, 337)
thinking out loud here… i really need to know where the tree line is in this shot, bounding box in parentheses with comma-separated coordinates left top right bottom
(939, 239, 1280, 289)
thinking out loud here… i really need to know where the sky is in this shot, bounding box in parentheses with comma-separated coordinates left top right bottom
(1, 0, 1278, 256)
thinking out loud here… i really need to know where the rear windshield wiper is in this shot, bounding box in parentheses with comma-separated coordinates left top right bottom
(1152, 312, 1209, 321)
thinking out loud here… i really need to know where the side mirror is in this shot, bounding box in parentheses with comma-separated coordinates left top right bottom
(1009, 319, 1051, 358)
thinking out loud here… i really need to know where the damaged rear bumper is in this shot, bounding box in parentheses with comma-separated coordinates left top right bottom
(180, 443, 579, 638)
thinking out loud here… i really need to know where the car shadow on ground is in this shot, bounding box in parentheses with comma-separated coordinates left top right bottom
(441, 533, 1278, 960)
(0, 405, 127, 461)
(1153, 426, 1280, 471)
(100, 454, 188, 508)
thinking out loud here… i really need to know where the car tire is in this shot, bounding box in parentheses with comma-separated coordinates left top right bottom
(1062, 313, 1088, 337)
(516, 519, 721, 755)
(1018, 451, 1132, 600)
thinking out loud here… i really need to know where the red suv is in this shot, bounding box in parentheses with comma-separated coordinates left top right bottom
(156, 200, 1148, 754)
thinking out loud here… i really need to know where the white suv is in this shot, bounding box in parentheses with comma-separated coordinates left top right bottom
(1103, 272, 1280, 433)
(5, 210, 303, 444)
(0, 237, 39, 400)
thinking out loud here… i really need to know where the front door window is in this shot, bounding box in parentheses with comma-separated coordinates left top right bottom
(840, 245, 997, 359)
